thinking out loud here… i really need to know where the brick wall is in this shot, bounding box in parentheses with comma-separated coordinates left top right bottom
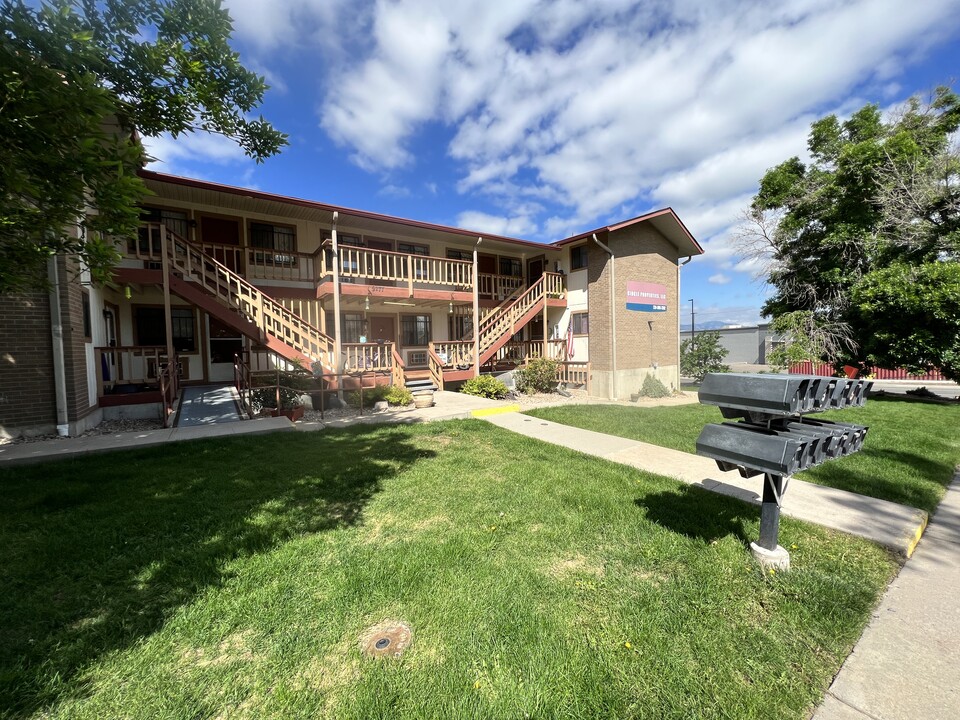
(587, 225, 680, 396)
(0, 288, 58, 436)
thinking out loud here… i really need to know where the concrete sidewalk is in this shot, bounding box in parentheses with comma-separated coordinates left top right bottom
(814, 474, 960, 720)
(482, 412, 928, 558)
(0, 391, 515, 467)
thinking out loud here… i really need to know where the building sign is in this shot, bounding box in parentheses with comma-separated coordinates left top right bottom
(626, 281, 667, 312)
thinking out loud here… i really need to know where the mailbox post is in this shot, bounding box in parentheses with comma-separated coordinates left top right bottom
(695, 373, 871, 570)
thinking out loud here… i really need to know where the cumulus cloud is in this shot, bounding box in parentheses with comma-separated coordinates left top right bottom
(456, 210, 538, 238)
(141, 131, 253, 178)
(709, 273, 732, 285)
(219, 0, 960, 319)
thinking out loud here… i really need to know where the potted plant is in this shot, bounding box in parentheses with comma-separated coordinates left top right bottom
(251, 364, 314, 421)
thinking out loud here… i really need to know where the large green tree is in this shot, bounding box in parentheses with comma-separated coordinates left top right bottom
(0, 0, 287, 293)
(739, 87, 960, 380)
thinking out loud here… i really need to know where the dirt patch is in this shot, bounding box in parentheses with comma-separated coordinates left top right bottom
(548, 553, 605, 579)
(181, 630, 256, 668)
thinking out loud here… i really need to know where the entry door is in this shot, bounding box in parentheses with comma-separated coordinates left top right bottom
(528, 257, 545, 287)
(478, 254, 497, 298)
(208, 315, 244, 382)
(200, 216, 242, 272)
(368, 316, 396, 344)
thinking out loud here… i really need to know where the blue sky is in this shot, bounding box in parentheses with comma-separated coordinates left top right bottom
(143, 0, 960, 328)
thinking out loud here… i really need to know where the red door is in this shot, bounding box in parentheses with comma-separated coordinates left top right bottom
(199, 216, 241, 272)
(528, 257, 544, 287)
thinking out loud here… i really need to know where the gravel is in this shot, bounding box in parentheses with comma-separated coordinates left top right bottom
(1, 418, 164, 445)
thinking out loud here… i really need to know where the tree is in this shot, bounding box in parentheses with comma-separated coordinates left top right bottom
(737, 87, 960, 375)
(0, 0, 287, 293)
(680, 331, 729, 382)
(850, 262, 960, 381)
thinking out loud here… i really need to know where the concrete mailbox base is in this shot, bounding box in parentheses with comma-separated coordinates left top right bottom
(750, 542, 791, 572)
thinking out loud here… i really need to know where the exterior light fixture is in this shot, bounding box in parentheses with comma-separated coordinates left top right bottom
(448, 301, 453, 314)
(364, 296, 370, 311)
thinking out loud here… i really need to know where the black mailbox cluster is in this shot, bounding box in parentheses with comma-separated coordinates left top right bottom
(694, 373, 872, 557)
(696, 374, 871, 478)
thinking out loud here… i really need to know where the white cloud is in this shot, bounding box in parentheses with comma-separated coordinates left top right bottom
(708, 273, 731, 285)
(456, 210, 538, 238)
(141, 131, 253, 178)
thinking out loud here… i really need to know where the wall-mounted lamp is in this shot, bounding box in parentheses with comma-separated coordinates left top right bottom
(102, 308, 112, 320)
(448, 301, 454, 314)
(124, 286, 132, 300)
(364, 296, 370, 311)
(188, 219, 198, 228)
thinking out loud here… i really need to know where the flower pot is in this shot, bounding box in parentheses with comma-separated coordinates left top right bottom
(413, 392, 435, 409)
(266, 406, 305, 421)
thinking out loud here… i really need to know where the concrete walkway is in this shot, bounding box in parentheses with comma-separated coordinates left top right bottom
(175, 384, 243, 427)
(0, 391, 515, 467)
(814, 474, 960, 720)
(482, 412, 928, 557)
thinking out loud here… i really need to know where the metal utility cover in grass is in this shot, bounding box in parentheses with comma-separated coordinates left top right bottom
(360, 620, 412, 658)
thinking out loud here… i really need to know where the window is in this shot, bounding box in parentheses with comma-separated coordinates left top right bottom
(251, 222, 296, 266)
(446, 248, 472, 261)
(134, 307, 196, 352)
(448, 315, 473, 341)
(400, 315, 432, 346)
(571, 312, 589, 335)
(499, 257, 522, 277)
(571, 245, 588, 270)
(324, 312, 365, 343)
(81, 291, 92, 341)
(133, 207, 188, 255)
(398, 242, 429, 256)
(342, 313, 365, 343)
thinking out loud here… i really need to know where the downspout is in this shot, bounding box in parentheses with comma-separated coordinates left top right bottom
(331, 211, 343, 400)
(472, 237, 482, 377)
(678, 255, 692, 390)
(47, 257, 70, 436)
(592, 233, 617, 400)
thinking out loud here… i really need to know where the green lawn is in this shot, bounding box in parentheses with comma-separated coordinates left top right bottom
(526, 395, 960, 513)
(1, 422, 896, 719)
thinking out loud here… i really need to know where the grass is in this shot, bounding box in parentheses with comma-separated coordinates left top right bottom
(525, 395, 960, 512)
(0, 422, 897, 719)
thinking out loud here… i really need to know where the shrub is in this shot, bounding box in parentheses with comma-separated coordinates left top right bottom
(514, 357, 560, 394)
(680, 331, 730, 382)
(384, 385, 413, 406)
(460, 375, 509, 399)
(638, 374, 671, 398)
(346, 383, 393, 407)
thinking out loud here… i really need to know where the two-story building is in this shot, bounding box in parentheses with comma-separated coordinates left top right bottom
(0, 170, 702, 438)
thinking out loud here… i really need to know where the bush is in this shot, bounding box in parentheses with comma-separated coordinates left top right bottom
(460, 375, 509, 399)
(384, 385, 413, 406)
(680, 331, 730, 382)
(638, 374, 671, 398)
(346, 384, 394, 407)
(514, 357, 560, 394)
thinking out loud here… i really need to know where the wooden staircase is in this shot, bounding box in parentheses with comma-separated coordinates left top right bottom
(475, 273, 564, 366)
(155, 224, 337, 372)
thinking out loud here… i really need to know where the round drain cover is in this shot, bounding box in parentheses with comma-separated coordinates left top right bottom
(360, 620, 412, 658)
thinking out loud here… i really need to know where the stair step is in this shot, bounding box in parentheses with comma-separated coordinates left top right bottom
(406, 379, 436, 389)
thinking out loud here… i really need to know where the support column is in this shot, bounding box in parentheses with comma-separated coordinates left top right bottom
(160, 225, 175, 376)
(752, 473, 791, 571)
(331, 212, 343, 398)
(472, 237, 482, 377)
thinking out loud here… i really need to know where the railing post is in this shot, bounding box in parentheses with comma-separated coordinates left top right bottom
(159, 225, 176, 372)
(407, 255, 414, 297)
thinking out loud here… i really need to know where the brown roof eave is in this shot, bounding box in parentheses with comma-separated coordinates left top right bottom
(137, 169, 554, 251)
(552, 207, 704, 256)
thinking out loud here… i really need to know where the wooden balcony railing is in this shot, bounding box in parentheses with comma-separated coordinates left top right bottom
(95, 346, 179, 426)
(477, 272, 565, 358)
(342, 342, 395, 372)
(558, 361, 591, 391)
(430, 341, 475, 369)
(477, 273, 525, 299)
(324, 245, 474, 292)
(487, 339, 566, 365)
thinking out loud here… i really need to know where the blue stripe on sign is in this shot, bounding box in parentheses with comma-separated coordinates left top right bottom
(626, 303, 667, 312)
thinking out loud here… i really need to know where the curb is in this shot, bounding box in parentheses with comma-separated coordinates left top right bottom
(471, 404, 521, 418)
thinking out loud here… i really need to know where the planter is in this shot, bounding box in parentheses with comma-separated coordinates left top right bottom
(413, 392, 435, 409)
(265, 405, 305, 421)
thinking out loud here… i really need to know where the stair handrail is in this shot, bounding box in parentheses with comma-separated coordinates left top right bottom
(427, 342, 445, 392)
(391, 346, 406, 388)
(156, 223, 336, 371)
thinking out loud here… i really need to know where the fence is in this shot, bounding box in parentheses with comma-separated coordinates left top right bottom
(789, 361, 947, 382)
